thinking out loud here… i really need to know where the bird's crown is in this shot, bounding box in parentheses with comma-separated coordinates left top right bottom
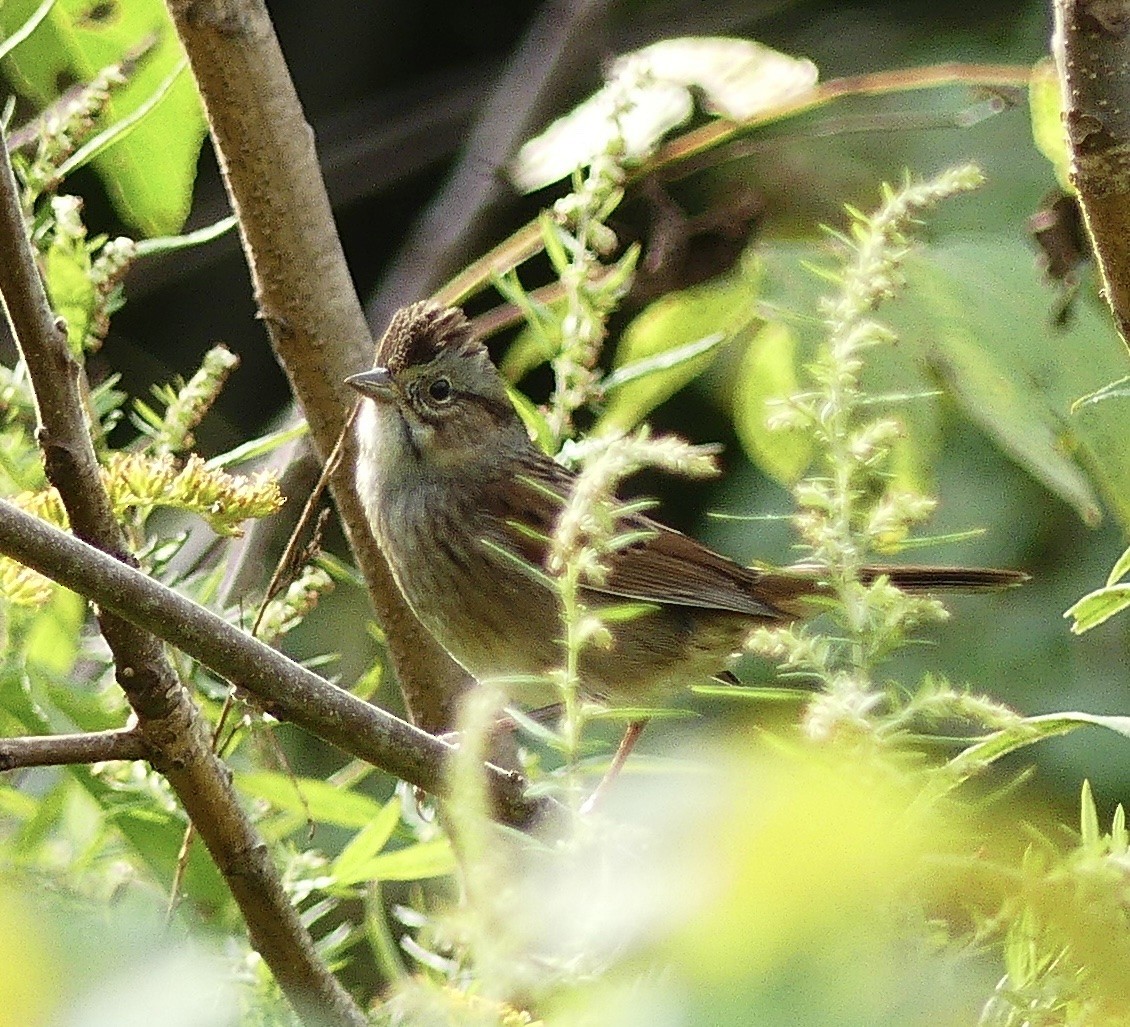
(375, 301, 483, 374)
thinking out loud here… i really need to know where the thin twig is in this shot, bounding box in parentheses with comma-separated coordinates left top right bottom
(0, 728, 147, 770)
(250, 407, 353, 638)
(434, 61, 1033, 306)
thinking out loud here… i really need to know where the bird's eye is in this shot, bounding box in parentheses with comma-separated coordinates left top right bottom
(427, 377, 453, 403)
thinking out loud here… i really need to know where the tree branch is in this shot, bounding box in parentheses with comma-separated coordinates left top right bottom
(0, 728, 148, 770)
(0, 497, 556, 831)
(0, 129, 366, 1027)
(1054, 0, 1130, 351)
(163, 0, 473, 735)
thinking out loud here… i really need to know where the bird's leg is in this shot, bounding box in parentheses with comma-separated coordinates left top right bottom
(579, 717, 650, 816)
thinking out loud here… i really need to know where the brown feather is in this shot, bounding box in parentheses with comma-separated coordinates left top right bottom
(375, 301, 482, 374)
(480, 449, 1026, 624)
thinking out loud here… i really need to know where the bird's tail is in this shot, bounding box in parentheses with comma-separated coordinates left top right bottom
(757, 563, 1028, 618)
(859, 565, 1029, 592)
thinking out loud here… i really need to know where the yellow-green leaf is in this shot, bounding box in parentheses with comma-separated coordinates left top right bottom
(1029, 56, 1073, 194)
(732, 321, 813, 484)
(0, 0, 206, 235)
(597, 276, 755, 434)
(43, 234, 95, 353)
(235, 771, 386, 828)
(331, 797, 403, 885)
(1064, 583, 1130, 634)
(336, 838, 456, 884)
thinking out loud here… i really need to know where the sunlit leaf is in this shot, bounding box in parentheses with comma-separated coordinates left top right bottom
(204, 421, 309, 470)
(1029, 57, 1072, 194)
(499, 298, 563, 383)
(942, 711, 1130, 792)
(929, 327, 1101, 526)
(133, 214, 238, 258)
(331, 797, 402, 886)
(597, 275, 755, 434)
(506, 385, 555, 455)
(337, 838, 456, 885)
(1080, 779, 1099, 847)
(900, 242, 1125, 526)
(0, 0, 206, 235)
(42, 231, 94, 353)
(23, 588, 84, 676)
(1064, 583, 1130, 634)
(0, 0, 54, 65)
(1108, 543, 1130, 586)
(600, 331, 728, 393)
(1071, 374, 1130, 410)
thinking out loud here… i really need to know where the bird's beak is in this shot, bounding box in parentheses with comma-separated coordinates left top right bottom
(345, 367, 393, 401)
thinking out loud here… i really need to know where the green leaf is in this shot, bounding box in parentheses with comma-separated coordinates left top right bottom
(600, 331, 728, 393)
(732, 320, 814, 484)
(1114, 804, 1129, 853)
(0, 783, 39, 821)
(752, 245, 933, 494)
(928, 326, 1101, 526)
(330, 797, 402, 886)
(335, 838, 456, 885)
(1080, 779, 1099, 847)
(597, 276, 755, 434)
(0, 0, 55, 65)
(204, 421, 309, 470)
(55, 56, 188, 182)
(584, 705, 697, 722)
(539, 211, 572, 276)
(592, 601, 659, 624)
(898, 240, 1130, 527)
(941, 711, 1130, 793)
(134, 214, 238, 259)
(1064, 583, 1130, 634)
(23, 586, 83, 676)
(1108, 544, 1130, 586)
(0, 0, 207, 235)
(506, 385, 555, 455)
(757, 236, 1130, 526)
(690, 683, 813, 701)
(499, 301, 563, 383)
(1071, 374, 1130, 411)
(1029, 57, 1073, 194)
(235, 771, 387, 828)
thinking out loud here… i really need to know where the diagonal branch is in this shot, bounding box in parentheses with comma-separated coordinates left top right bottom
(368, 0, 610, 327)
(0, 129, 366, 1027)
(0, 496, 555, 830)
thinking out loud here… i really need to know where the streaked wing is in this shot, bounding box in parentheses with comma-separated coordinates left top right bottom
(478, 451, 798, 620)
